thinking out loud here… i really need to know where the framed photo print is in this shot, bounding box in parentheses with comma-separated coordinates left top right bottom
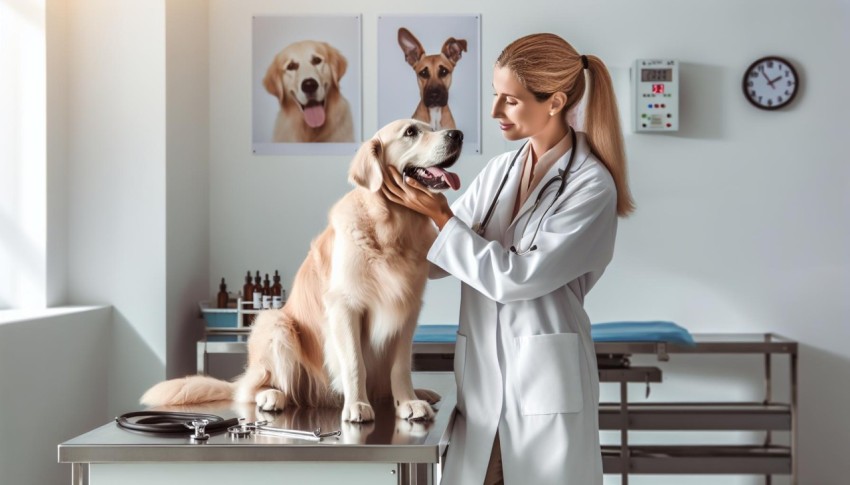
(252, 15, 362, 156)
(377, 14, 481, 153)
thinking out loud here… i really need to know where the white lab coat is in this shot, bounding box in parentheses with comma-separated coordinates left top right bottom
(429, 132, 616, 485)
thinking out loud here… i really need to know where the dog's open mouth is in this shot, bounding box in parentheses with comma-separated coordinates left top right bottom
(403, 152, 462, 191)
(299, 99, 326, 128)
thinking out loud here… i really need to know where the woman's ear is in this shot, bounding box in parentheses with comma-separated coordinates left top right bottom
(348, 138, 384, 192)
(549, 92, 568, 115)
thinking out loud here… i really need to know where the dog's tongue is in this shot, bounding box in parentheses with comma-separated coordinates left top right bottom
(303, 104, 326, 128)
(425, 166, 461, 190)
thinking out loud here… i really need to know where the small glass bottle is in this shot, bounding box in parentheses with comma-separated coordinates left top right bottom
(252, 270, 263, 310)
(262, 274, 272, 309)
(272, 271, 283, 309)
(216, 278, 228, 309)
(242, 271, 254, 327)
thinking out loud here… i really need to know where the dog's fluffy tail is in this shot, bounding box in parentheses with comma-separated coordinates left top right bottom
(140, 375, 235, 407)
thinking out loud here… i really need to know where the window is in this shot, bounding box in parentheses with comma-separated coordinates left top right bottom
(0, 0, 47, 310)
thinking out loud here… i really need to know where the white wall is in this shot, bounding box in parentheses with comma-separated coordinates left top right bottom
(207, 1, 849, 484)
(63, 0, 212, 410)
(165, 0, 211, 379)
(0, 307, 111, 485)
(64, 0, 167, 415)
(46, 0, 68, 307)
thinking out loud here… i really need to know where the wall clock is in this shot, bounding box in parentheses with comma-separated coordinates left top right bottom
(743, 56, 799, 110)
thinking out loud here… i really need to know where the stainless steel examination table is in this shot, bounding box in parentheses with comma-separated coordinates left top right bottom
(58, 372, 455, 485)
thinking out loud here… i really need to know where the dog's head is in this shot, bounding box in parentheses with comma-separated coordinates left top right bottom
(263, 40, 348, 128)
(397, 28, 467, 108)
(349, 119, 463, 194)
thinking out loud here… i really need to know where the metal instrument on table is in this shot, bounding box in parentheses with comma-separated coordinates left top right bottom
(227, 420, 341, 442)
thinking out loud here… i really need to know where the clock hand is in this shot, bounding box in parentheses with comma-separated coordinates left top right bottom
(768, 75, 783, 87)
(761, 70, 772, 84)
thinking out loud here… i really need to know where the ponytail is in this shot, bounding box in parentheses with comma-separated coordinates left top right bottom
(583, 55, 635, 217)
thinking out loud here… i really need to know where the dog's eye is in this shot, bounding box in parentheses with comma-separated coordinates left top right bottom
(418, 67, 430, 79)
(311, 56, 322, 66)
(438, 66, 449, 78)
(404, 126, 418, 137)
(286, 61, 299, 71)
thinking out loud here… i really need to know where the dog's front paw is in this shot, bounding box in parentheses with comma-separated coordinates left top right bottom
(255, 389, 287, 412)
(396, 399, 435, 421)
(342, 401, 375, 423)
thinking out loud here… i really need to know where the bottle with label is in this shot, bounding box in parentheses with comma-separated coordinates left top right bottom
(251, 270, 264, 319)
(242, 271, 254, 327)
(262, 273, 272, 309)
(272, 271, 283, 309)
(217, 278, 229, 309)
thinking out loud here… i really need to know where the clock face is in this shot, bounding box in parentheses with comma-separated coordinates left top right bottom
(743, 56, 799, 110)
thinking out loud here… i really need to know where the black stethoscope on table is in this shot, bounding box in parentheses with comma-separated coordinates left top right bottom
(473, 129, 578, 255)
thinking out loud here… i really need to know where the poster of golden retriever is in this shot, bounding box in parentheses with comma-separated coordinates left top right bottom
(378, 15, 481, 154)
(253, 15, 362, 156)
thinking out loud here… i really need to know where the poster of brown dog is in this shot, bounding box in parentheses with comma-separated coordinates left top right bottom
(253, 15, 362, 156)
(378, 15, 481, 154)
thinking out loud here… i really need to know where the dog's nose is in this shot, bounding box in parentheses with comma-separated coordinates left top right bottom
(301, 78, 319, 94)
(446, 130, 464, 142)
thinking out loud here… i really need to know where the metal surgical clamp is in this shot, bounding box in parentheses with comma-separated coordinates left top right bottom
(227, 420, 341, 442)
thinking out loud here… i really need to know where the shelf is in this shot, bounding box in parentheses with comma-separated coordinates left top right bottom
(599, 402, 791, 431)
(599, 366, 662, 384)
(602, 445, 792, 475)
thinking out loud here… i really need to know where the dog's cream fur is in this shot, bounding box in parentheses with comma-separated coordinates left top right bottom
(264, 40, 354, 143)
(142, 120, 463, 422)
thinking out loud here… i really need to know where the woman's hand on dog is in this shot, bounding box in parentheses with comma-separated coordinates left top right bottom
(382, 166, 454, 230)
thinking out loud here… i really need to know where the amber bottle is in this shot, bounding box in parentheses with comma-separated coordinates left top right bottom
(217, 278, 228, 309)
(252, 271, 264, 310)
(261, 274, 271, 309)
(242, 271, 254, 326)
(271, 271, 283, 309)
(242, 271, 254, 304)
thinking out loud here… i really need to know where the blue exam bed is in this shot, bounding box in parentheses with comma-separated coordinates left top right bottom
(413, 321, 695, 346)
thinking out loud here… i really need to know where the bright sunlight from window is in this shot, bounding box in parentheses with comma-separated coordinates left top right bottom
(0, 0, 47, 310)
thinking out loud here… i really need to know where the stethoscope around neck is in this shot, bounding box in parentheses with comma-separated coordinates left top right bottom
(473, 129, 578, 255)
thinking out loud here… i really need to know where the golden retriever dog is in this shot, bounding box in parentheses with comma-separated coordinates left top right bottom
(142, 119, 463, 422)
(264, 40, 354, 143)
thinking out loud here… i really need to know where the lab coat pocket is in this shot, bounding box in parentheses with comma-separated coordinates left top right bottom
(516, 333, 584, 415)
(454, 333, 468, 415)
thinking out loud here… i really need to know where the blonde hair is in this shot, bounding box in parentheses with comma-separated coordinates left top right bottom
(496, 33, 635, 217)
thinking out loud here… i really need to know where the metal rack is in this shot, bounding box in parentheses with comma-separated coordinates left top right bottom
(197, 298, 257, 374)
(594, 334, 797, 484)
(413, 332, 798, 484)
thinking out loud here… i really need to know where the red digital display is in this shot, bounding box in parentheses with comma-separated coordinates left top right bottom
(652, 84, 665, 94)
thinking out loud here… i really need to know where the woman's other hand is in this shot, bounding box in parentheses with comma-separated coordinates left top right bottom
(381, 166, 454, 230)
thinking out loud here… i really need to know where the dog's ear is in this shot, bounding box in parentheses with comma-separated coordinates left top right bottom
(322, 42, 348, 87)
(348, 138, 384, 192)
(263, 55, 285, 105)
(441, 38, 468, 65)
(398, 28, 425, 67)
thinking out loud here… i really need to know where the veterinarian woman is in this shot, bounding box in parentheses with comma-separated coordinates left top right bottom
(382, 33, 634, 485)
